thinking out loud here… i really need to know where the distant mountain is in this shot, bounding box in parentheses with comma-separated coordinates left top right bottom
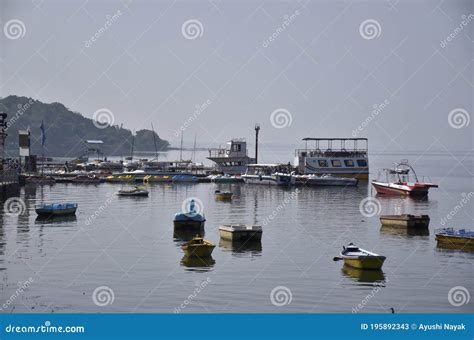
(0, 95, 169, 158)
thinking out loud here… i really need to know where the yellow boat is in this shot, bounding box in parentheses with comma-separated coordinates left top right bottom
(342, 265, 385, 283)
(215, 190, 233, 200)
(435, 228, 474, 250)
(335, 243, 386, 270)
(181, 237, 215, 258)
(143, 175, 172, 183)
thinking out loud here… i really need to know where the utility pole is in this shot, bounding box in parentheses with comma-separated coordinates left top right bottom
(254, 123, 260, 164)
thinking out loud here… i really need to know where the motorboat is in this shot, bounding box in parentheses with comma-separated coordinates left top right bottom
(173, 199, 206, 229)
(35, 203, 77, 217)
(379, 214, 430, 228)
(372, 160, 438, 197)
(295, 174, 358, 186)
(218, 224, 262, 242)
(172, 174, 199, 183)
(242, 164, 295, 186)
(209, 174, 244, 183)
(334, 243, 386, 270)
(181, 237, 215, 258)
(117, 186, 149, 197)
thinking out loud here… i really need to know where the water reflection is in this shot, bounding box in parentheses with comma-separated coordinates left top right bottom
(173, 227, 204, 242)
(380, 225, 429, 237)
(219, 239, 262, 256)
(435, 243, 474, 252)
(35, 215, 78, 225)
(342, 265, 386, 283)
(180, 255, 215, 271)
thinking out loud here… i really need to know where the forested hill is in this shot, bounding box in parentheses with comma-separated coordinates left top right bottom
(0, 95, 169, 157)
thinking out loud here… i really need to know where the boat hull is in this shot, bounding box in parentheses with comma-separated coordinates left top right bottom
(242, 175, 294, 186)
(435, 235, 474, 248)
(372, 181, 434, 197)
(219, 229, 262, 242)
(35, 207, 77, 217)
(342, 256, 385, 270)
(173, 220, 205, 229)
(215, 193, 233, 200)
(379, 214, 430, 228)
(182, 244, 215, 258)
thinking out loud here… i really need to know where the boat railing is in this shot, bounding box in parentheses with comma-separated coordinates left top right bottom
(208, 148, 248, 158)
(295, 149, 368, 158)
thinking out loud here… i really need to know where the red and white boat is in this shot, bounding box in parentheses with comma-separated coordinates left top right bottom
(372, 160, 438, 197)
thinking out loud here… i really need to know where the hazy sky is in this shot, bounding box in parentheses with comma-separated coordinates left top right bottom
(0, 0, 472, 152)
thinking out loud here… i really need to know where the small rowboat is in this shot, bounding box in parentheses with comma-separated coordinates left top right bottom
(219, 224, 262, 242)
(380, 214, 430, 228)
(117, 186, 149, 197)
(334, 243, 386, 270)
(181, 237, 215, 258)
(35, 203, 77, 217)
(435, 228, 474, 250)
(215, 190, 233, 200)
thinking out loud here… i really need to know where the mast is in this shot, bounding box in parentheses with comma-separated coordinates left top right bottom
(179, 132, 183, 162)
(254, 123, 260, 164)
(192, 134, 196, 163)
(130, 130, 135, 160)
(151, 123, 158, 161)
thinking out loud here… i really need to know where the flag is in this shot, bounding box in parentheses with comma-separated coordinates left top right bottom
(40, 120, 46, 146)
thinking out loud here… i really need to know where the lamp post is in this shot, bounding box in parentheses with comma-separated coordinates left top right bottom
(254, 123, 260, 164)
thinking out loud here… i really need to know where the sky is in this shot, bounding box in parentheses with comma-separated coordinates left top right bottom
(0, 0, 472, 153)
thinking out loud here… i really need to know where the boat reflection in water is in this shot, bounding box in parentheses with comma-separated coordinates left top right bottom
(219, 239, 262, 256)
(180, 255, 215, 271)
(173, 227, 204, 242)
(34, 215, 78, 225)
(342, 265, 386, 283)
(380, 225, 429, 237)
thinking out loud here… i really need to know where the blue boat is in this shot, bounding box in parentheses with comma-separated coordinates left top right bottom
(35, 203, 78, 217)
(173, 199, 205, 229)
(172, 174, 199, 183)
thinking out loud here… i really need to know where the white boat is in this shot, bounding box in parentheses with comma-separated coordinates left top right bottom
(335, 243, 386, 270)
(207, 138, 255, 175)
(242, 164, 295, 186)
(294, 138, 369, 180)
(295, 174, 358, 186)
(219, 224, 262, 242)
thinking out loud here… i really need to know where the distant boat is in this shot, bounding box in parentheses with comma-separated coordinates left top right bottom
(219, 224, 262, 242)
(372, 160, 438, 197)
(334, 243, 386, 270)
(295, 174, 358, 186)
(173, 199, 205, 229)
(435, 228, 474, 250)
(172, 174, 199, 183)
(143, 175, 173, 183)
(35, 203, 77, 217)
(209, 174, 244, 183)
(181, 237, 215, 258)
(380, 214, 430, 228)
(117, 186, 149, 197)
(214, 190, 233, 201)
(242, 164, 294, 186)
(71, 175, 102, 184)
(25, 175, 55, 185)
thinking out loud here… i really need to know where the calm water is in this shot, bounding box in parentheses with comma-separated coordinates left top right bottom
(0, 153, 472, 313)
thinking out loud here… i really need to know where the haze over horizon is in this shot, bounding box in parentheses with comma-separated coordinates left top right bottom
(1, 0, 472, 153)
